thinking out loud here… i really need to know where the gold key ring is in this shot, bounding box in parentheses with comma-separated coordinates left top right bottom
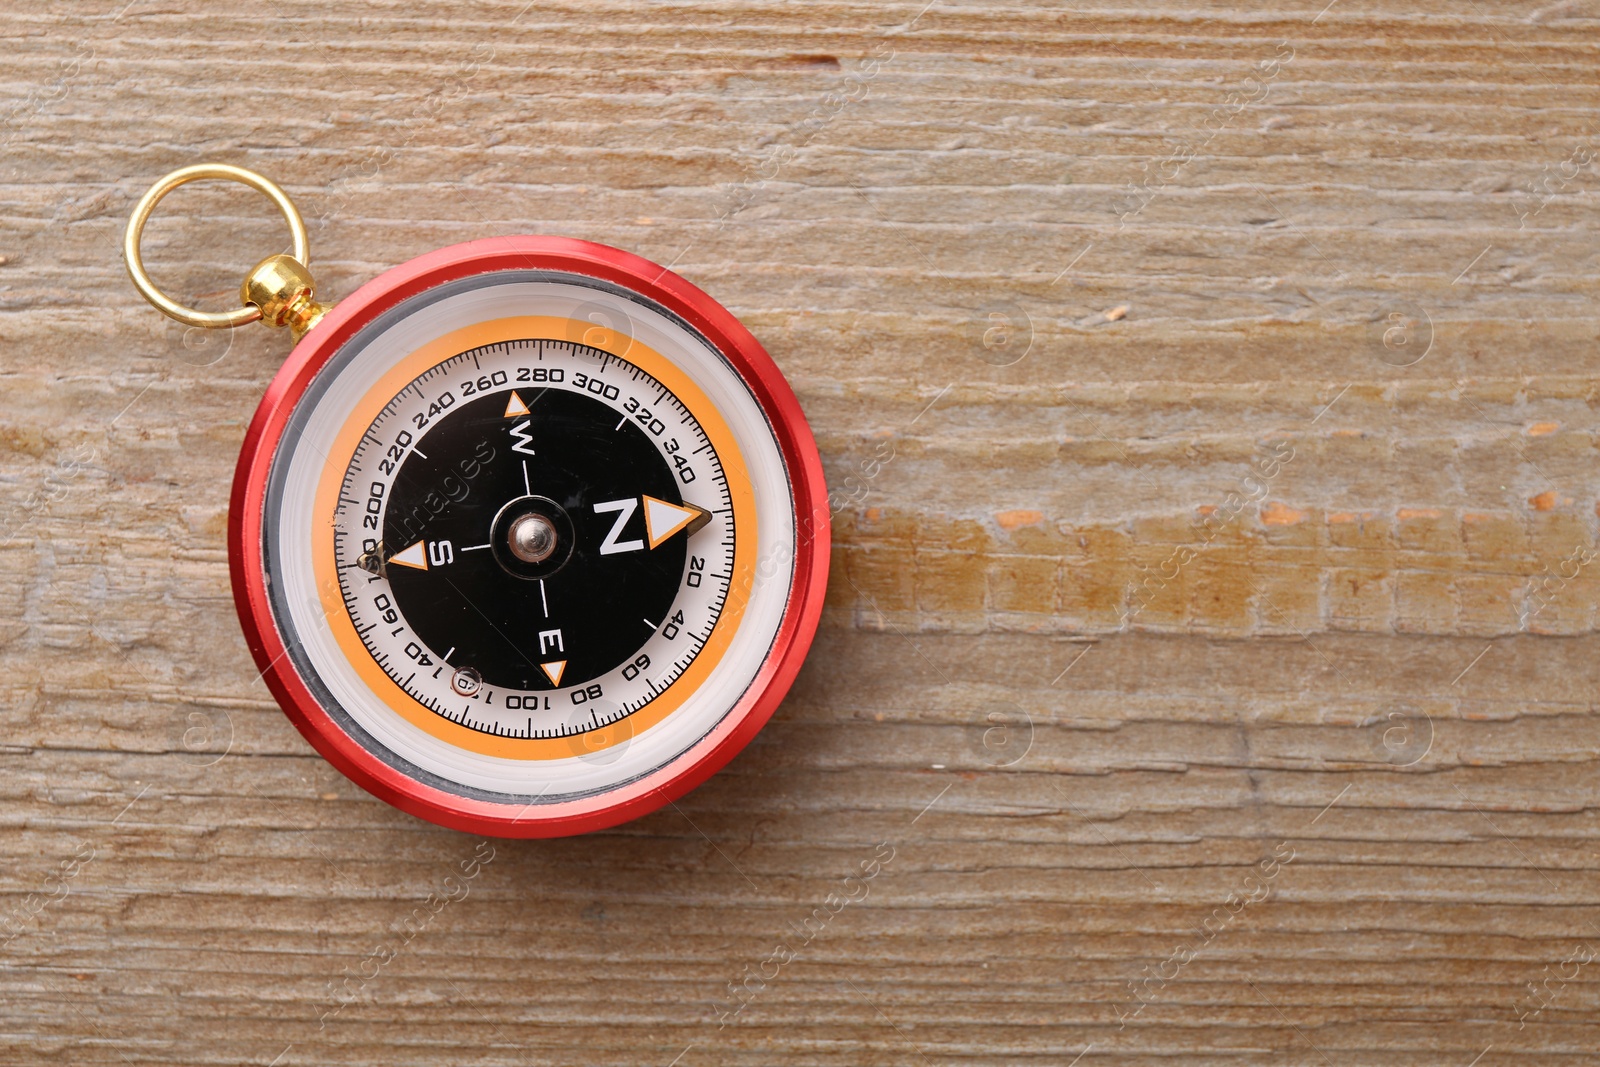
(123, 163, 316, 331)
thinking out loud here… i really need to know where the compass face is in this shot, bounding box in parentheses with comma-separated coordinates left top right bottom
(346, 340, 729, 730)
(244, 255, 823, 835)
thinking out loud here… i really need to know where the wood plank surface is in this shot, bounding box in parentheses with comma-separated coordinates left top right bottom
(3, 1, 1600, 1063)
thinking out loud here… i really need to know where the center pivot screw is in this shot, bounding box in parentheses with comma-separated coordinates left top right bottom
(508, 512, 558, 563)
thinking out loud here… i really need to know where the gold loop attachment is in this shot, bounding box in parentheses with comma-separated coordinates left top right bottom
(123, 163, 315, 331)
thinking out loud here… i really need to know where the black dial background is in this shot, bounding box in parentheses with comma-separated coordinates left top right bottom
(381, 380, 689, 691)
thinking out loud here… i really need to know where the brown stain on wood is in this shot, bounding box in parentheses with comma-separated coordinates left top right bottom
(838, 504, 1600, 637)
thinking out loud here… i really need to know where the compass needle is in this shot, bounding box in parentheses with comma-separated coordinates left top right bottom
(641, 496, 711, 549)
(387, 540, 428, 571)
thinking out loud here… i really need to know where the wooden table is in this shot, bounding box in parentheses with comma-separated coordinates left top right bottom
(3, 2, 1597, 1063)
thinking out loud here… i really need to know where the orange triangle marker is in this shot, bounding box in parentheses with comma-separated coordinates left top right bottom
(540, 660, 566, 686)
(504, 392, 530, 418)
(388, 540, 428, 570)
(642, 496, 710, 549)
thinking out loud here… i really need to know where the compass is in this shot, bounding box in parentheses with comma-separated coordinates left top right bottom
(124, 165, 829, 837)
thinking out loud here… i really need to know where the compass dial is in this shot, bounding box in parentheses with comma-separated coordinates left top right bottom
(245, 258, 824, 835)
(336, 340, 730, 738)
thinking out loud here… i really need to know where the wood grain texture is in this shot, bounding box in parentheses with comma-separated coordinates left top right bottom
(3, 1, 1600, 1063)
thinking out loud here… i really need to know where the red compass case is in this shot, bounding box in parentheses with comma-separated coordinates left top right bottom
(126, 168, 828, 838)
